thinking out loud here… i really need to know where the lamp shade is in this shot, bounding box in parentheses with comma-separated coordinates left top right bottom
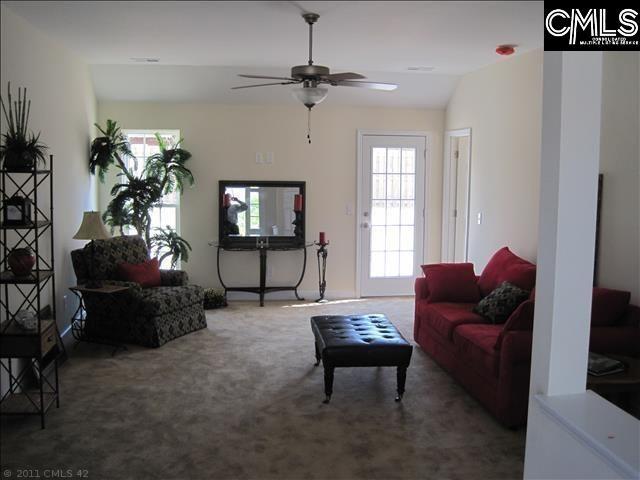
(292, 85, 328, 109)
(73, 211, 111, 240)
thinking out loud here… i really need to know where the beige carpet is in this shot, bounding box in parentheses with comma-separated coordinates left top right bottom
(1, 297, 525, 480)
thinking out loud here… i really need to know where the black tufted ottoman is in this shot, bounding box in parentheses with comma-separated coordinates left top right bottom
(310, 314, 413, 403)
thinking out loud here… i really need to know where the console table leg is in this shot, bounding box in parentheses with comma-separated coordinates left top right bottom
(259, 248, 267, 307)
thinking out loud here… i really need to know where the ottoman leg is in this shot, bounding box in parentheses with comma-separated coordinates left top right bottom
(323, 365, 334, 404)
(314, 342, 321, 366)
(396, 366, 408, 402)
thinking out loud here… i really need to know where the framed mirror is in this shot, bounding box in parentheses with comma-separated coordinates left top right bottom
(218, 180, 306, 248)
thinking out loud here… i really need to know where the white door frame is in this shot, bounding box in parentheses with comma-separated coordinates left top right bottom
(441, 128, 472, 262)
(356, 129, 430, 297)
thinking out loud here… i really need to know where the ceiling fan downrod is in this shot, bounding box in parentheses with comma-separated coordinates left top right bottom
(303, 13, 319, 66)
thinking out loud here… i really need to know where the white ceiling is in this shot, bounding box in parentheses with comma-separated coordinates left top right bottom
(3, 1, 544, 107)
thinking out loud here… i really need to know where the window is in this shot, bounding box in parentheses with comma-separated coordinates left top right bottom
(123, 130, 181, 268)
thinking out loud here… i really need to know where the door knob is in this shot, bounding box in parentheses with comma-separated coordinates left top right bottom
(362, 222, 369, 228)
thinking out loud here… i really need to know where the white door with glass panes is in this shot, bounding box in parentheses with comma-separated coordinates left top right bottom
(359, 134, 426, 296)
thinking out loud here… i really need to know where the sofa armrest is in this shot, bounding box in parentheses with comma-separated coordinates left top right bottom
(619, 305, 640, 327)
(500, 330, 533, 365)
(160, 269, 189, 286)
(415, 277, 430, 301)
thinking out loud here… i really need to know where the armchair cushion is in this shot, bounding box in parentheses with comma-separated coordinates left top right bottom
(160, 269, 189, 286)
(118, 258, 161, 288)
(478, 247, 536, 297)
(421, 263, 480, 303)
(138, 285, 204, 316)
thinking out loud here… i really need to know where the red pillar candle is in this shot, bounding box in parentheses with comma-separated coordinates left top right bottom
(223, 193, 231, 207)
(294, 194, 303, 212)
(319, 231, 326, 244)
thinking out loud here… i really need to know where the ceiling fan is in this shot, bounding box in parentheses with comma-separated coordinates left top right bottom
(232, 12, 398, 143)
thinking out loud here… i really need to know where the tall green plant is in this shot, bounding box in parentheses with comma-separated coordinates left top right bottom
(0, 83, 47, 169)
(91, 121, 194, 268)
(151, 226, 192, 269)
(89, 119, 135, 182)
(144, 134, 194, 194)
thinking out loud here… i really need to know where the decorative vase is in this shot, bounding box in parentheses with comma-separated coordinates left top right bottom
(7, 248, 35, 277)
(3, 150, 36, 172)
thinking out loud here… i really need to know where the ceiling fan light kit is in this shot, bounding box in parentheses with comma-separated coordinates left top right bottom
(232, 12, 398, 144)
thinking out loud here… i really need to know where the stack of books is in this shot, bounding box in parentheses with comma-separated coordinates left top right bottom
(588, 352, 626, 377)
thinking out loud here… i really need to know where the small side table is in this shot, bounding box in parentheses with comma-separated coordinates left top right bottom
(587, 355, 640, 418)
(69, 285, 130, 355)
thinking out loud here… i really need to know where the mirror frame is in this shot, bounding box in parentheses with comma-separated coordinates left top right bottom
(218, 180, 306, 248)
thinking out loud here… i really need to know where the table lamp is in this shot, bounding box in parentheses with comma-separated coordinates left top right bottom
(73, 211, 111, 288)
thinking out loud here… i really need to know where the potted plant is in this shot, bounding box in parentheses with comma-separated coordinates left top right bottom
(203, 288, 227, 310)
(0, 83, 47, 171)
(91, 121, 195, 267)
(151, 226, 192, 269)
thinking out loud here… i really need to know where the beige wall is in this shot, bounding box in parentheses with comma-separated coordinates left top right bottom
(598, 52, 640, 304)
(97, 103, 444, 296)
(1, 6, 96, 390)
(445, 49, 543, 270)
(1, 5, 97, 321)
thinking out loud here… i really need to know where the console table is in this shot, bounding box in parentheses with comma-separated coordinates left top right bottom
(214, 243, 311, 306)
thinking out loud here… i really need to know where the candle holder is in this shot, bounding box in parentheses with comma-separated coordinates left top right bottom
(315, 241, 329, 303)
(292, 210, 303, 239)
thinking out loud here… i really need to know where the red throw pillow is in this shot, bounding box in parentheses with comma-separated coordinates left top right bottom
(420, 263, 480, 303)
(591, 288, 630, 326)
(117, 258, 161, 288)
(478, 247, 536, 297)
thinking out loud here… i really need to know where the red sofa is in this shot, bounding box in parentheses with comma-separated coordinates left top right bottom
(414, 247, 640, 427)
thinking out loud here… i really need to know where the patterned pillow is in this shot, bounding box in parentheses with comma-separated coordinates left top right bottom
(473, 281, 530, 324)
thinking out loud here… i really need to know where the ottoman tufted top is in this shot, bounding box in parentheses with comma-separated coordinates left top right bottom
(310, 314, 412, 367)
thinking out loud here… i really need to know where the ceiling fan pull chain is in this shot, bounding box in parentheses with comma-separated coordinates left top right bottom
(307, 108, 312, 144)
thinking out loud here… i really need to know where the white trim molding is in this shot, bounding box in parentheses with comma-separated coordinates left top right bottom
(441, 127, 472, 262)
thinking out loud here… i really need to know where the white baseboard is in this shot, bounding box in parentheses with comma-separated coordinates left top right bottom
(225, 289, 357, 302)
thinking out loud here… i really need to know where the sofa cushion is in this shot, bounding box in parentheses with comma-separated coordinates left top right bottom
(473, 281, 530, 324)
(138, 285, 204, 316)
(421, 263, 480, 303)
(591, 288, 631, 326)
(417, 302, 485, 340)
(453, 324, 503, 378)
(118, 258, 161, 288)
(478, 247, 536, 297)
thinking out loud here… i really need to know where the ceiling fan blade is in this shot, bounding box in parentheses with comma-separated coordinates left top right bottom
(231, 81, 298, 90)
(238, 74, 296, 81)
(334, 80, 398, 91)
(326, 72, 366, 81)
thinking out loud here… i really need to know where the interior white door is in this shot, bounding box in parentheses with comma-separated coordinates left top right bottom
(442, 129, 471, 262)
(359, 134, 426, 296)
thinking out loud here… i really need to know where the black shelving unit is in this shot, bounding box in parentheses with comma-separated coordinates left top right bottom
(0, 155, 61, 428)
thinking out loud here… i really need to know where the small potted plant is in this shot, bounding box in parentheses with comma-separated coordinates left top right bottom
(203, 288, 227, 310)
(0, 83, 47, 171)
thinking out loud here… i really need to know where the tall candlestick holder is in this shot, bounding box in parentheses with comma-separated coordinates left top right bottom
(315, 241, 329, 303)
(292, 210, 303, 238)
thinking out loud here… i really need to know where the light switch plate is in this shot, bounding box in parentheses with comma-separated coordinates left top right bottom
(265, 152, 274, 164)
(477, 212, 483, 225)
(255, 152, 264, 164)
